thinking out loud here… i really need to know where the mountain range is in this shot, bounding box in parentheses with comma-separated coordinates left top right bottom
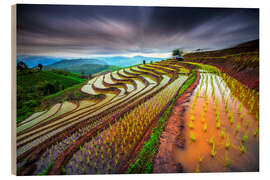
(17, 55, 164, 69)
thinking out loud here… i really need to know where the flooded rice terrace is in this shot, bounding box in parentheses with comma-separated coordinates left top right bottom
(173, 71, 259, 172)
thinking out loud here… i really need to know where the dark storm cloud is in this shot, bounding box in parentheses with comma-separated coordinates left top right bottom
(17, 4, 259, 57)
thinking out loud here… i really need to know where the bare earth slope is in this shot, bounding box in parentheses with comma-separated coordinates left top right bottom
(184, 39, 259, 91)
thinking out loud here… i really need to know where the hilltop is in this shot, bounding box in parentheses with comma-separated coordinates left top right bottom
(16, 69, 86, 124)
(184, 39, 259, 90)
(43, 59, 114, 75)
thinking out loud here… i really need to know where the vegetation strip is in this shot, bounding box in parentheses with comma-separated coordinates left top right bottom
(124, 70, 198, 173)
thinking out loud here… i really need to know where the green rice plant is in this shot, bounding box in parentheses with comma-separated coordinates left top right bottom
(254, 128, 259, 137)
(221, 129, 225, 139)
(240, 113, 245, 121)
(246, 120, 250, 128)
(195, 164, 200, 172)
(199, 156, 203, 163)
(79, 156, 82, 163)
(211, 143, 216, 157)
(209, 136, 214, 145)
(204, 123, 208, 132)
(229, 113, 234, 125)
(190, 114, 195, 121)
(216, 109, 220, 117)
(236, 122, 240, 133)
(190, 132, 196, 142)
(216, 121, 221, 129)
(216, 115, 220, 122)
(242, 131, 248, 143)
(191, 103, 195, 110)
(240, 142, 246, 153)
(107, 164, 111, 171)
(255, 112, 259, 121)
(81, 167, 85, 174)
(225, 151, 230, 167)
(75, 163, 79, 169)
(189, 121, 194, 129)
(114, 158, 118, 166)
(225, 135, 230, 149)
(201, 112, 205, 123)
(238, 103, 242, 114)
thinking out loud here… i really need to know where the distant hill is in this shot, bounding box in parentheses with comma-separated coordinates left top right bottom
(43, 56, 164, 74)
(43, 59, 112, 75)
(16, 55, 64, 68)
(17, 55, 164, 69)
(99, 56, 164, 67)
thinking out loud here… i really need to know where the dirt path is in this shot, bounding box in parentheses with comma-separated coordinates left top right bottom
(153, 71, 200, 173)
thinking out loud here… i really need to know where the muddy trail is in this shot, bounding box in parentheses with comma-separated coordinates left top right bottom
(153, 70, 259, 173)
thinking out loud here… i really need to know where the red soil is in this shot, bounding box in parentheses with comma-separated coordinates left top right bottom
(152, 71, 200, 173)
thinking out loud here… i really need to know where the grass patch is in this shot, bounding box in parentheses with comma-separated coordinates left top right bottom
(17, 70, 86, 124)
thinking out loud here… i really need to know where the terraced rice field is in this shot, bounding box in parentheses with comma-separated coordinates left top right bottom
(175, 71, 259, 172)
(16, 60, 259, 175)
(16, 60, 191, 175)
(153, 62, 259, 173)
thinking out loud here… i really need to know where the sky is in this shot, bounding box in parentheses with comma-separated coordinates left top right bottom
(17, 4, 259, 58)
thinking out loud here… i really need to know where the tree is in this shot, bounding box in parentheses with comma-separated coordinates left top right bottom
(37, 64, 43, 72)
(172, 49, 183, 56)
(17, 61, 28, 71)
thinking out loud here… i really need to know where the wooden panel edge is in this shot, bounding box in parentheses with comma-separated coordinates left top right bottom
(11, 4, 17, 176)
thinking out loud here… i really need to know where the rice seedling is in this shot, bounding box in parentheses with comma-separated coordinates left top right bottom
(211, 143, 216, 157)
(240, 142, 246, 153)
(240, 113, 245, 121)
(190, 132, 196, 142)
(195, 164, 200, 172)
(228, 112, 234, 125)
(242, 131, 248, 143)
(236, 122, 241, 133)
(209, 137, 214, 145)
(221, 129, 225, 139)
(225, 135, 230, 149)
(190, 114, 195, 121)
(216, 121, 221, 129)
(81, 167, 85, 174)
(225, 100, 229, 113)
(204, 123, 208, 132)
(254, 128, 259, 137)
(246, 120, 250, 128)
(225, 151, 230, 167)
(189, 121, 194, 129)
(238, 103, 242, 114)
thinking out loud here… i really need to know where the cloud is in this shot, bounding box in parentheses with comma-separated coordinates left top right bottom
(17, 5, 259, 58)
